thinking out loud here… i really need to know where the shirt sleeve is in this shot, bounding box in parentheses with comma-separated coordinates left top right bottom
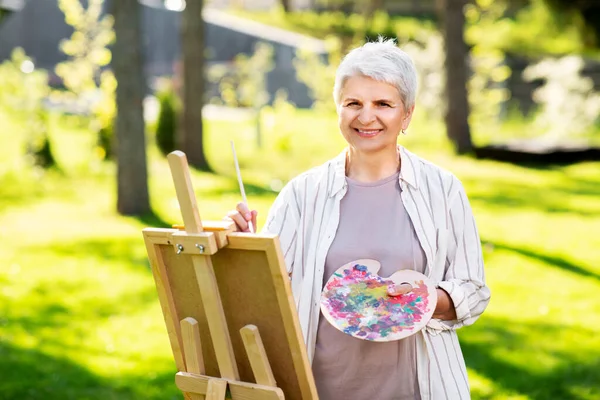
(261, 180, 301, 275)
(428, 177, 491, 333)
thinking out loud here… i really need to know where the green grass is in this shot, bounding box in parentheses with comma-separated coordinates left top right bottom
(1, 108, 599, 399)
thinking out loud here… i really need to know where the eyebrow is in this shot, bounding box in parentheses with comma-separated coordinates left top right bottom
(342, 97, 396, 104)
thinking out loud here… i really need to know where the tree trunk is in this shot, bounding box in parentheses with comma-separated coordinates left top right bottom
(441, 0, 473, 154)
(112, 0, 151, 215)
(279, 0, 291, 12)
(180, 0, 211, 171)
(364, 0, 384, 17)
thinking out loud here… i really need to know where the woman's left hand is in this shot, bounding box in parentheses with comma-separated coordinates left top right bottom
(388, 284, 457, 321)
(432, 289, 457, 320)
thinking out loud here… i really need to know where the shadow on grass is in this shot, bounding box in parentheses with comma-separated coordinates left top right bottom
(468, 178, 600, 217)
(195, 177, 278, 198)
(487, 240, 600, 282)
(0, 340, 180, 400)
(473, 144, 600, 167)
(134, 211, 173, 229)
(24, 236, 152, 274)
(461, 316, 600, 399)
(8, 279, 159, 333)
(238, 180, 279, 197)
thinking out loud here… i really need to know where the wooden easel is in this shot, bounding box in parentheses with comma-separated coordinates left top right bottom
(142, 151, 318, 400)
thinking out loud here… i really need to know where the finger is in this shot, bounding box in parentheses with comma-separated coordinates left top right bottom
(250, 210, 258, 232)
(236, 202, 253, 223)
(387, 283, 412, 296)
(226, 210, 249, 232)
(222, 215, 238, 231)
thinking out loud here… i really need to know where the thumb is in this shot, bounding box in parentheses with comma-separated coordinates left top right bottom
(388, 283, 412, 296)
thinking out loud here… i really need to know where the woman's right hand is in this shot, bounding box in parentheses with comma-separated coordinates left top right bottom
(225, 202, 258, 233)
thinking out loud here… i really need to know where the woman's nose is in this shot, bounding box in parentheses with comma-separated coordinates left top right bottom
(357, 107, 376, 125)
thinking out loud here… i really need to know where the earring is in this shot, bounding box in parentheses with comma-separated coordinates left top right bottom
(401, 129, 406, 135)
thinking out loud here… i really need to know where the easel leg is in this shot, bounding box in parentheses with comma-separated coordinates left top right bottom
(240, 325, 277, 387)
(206, 379, 228, 400)
(181, 318, 207, 400)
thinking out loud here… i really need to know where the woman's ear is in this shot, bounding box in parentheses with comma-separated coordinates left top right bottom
(402, 105, 415, 131)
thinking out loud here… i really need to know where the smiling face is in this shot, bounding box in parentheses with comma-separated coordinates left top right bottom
(338, 75, 414, 155)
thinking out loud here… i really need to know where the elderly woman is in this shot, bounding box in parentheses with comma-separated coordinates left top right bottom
(227, 38, 490, 400)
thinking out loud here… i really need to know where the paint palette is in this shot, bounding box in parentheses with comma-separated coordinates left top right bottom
(320, 259, 438, 342)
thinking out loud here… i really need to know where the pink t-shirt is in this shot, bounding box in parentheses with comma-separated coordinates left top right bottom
(312, 171, 426, 400)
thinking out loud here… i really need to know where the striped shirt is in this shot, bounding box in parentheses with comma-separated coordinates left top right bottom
(263, 146, 491, 399)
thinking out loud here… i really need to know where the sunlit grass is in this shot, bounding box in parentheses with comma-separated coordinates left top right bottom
(0, 108, 599, 399)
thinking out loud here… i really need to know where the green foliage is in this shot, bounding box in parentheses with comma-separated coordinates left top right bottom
(230, 8, 435, 46)
(511, 0, 591, 54)
(25, 109, 56, 169)
(465, 0, 592, 57)
(464, 1, 513, 129)
(207, 42, 275, 147)
(232, 1, 597, 58)
(56, 0, 113, 93)
(96, 124, 113, 159)
(0, 48, 56, 169)
(55, 0, 116, 160)
(0, 49, 48, 115)
(261, 90, 299, 154)
(403, 32, 446, 120)
(208, 42, 275, 109)
(294, 36, 343, 113)
(155, 79, 180, 156)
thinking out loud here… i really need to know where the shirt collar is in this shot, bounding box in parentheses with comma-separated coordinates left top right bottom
(329, 145, 420, 198)
(399, 146, 420, 190)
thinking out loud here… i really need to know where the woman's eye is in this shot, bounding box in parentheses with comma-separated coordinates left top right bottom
(378, 102, 391, 107)
(347, 102, 359, 106)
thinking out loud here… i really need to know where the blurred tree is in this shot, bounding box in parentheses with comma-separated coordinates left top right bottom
(402, 32, 446, 120)
(111, 0, 150, 215)
(464, 0, 512, 129)
(279, 0, 291, 13)
(544, 0, 600, 47)
(207, 42, 274, 147)
(180, 0, 211, 171)
(0, 48, 56, 169)
(501, 0, 600, 49)
(317, 0, 384, 16)
(294, 36, 343, 114)
(155, 79, 179, 156)
(439, 0, 473, 154)
(523, 55, 600, 141)
(55, 0, 116, 160)
(364, 0, 385, 18)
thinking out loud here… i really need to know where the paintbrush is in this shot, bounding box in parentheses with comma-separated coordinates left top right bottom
(230, 140, 254, 233)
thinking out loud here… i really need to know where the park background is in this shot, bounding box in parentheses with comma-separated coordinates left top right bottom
(0, 0, 599, 398)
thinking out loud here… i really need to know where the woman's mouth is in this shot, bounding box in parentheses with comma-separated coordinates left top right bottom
(354, 128, 383, 138)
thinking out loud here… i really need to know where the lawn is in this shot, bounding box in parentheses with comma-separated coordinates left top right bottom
(0, 107, 599, 399)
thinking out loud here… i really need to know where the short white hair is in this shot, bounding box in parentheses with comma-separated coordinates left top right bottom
(333, 38, 418, 109)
